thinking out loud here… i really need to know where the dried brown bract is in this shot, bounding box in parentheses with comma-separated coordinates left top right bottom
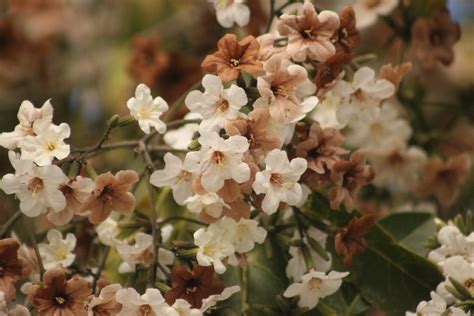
(417, 154, 471, 207)
(80, 170, 139, 224)
(329, 150, 375, 212)
(411, 7, 461, 68)
(335, 214, 376, 267)
(165, 265, 224, 309)
(28, 268, 92, 316)
(201, 33, 262, 83)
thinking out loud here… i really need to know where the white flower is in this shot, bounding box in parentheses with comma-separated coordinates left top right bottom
(368, 140, 426, 194)
(200, 286, 241, 312)
(172, 299, 202, 316)
(283, 269, 349, 310)
(185, 192, 230, 218)
(286, 227, 332, 282)
(311, 92, 345, 130)
(88, 283, 123, 316)
(212, 217, 267, 253)
(183, 132, 250, 193)
(353, 0, 398, 29)
(443, 256, 474, 295)
(0, 99, 53, 150)
(0, 151, 67, 217)
(210, 0, 250, 28)
(332, 67, 395, 128)
(47, 176, 94, 226)
(252, 149, 307, 214)
(344, 103, 411, 150)
(115, 288, 178, 316)
(194, 225, 235, 274)
(406, 291, 468, 316)
(428, 225, 474, 266)
(163, 113, 200, 150)
(117, 233, 174, 279)
(186, 74, 247, 133)
(127, 83, 169, 134)
(38, 229, 76, 270)
(20, 119, 70, 166)
(150, 153, 194, 205)
(97, 217, 120, 246)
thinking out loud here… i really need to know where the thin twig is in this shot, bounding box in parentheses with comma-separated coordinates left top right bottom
(156, 216, 207, 227)
(138, 140, 160, 285)
(92, 246, 110, 293)
(265, 0, 276, 33)
(0, 210, 22, 238)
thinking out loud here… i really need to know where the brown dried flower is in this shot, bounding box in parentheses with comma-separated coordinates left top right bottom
(277, 1, 340, 62)
(335, 214, 376, 267)
(335, 5, 360, 52)
(165, 265, 224, 309)
(28, 268, 92, 316)
(81, 170, 139, 224)
(329, 150, 375, 212)
(313, 50, 352, 94)
(417, 154, 471, 207)
(411, 7, 461, 68)
(378, 62, 412, 92)
(0, 238, 30, 301)
(201, 33, 262, 83)
(294, 123, 348, 175)
(225, 107, 282, 160)
(128, 35, 170, 88)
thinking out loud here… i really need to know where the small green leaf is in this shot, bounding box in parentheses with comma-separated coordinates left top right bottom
(306, 236, 330, 262)
(448, 277, 472, 300)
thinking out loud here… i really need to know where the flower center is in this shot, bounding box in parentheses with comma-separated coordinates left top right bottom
(353, 89, 366, 102)
(270, 173, 284, 187)
(365, 0, 381, 9)
(54, 295, 67, 306)
(465, 278, 474, 292)
(212, 151, 225, 166)
(28, 177, 44, 195)
(138, 304, 155, 316)
(272, 85, 290, 99)
(429, 30, 443, 46)
(216, 98, 230, 112)
(302, 27, 314, 39)
(229, 58, 240, 68)
(386, 151, 404, 167)
(46, 141, 57, 152)
(177, 170, 192, 183)
(308, 277, 322, 290)
(99, 186, 114, 204)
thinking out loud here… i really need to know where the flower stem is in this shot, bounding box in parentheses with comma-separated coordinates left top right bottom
(23, 216, 45, 280)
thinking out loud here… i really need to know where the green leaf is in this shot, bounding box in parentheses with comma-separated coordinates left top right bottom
(378, 212, 437, 256)
(307, 195, 444, 315)
(220, 236, 289, 316)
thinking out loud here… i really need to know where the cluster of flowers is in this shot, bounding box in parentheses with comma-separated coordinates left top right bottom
(0, 0, 467, 315)
(407, 220, 474, 315)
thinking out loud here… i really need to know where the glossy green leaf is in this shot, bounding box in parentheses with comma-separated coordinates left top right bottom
(378, 212, 437, 256)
